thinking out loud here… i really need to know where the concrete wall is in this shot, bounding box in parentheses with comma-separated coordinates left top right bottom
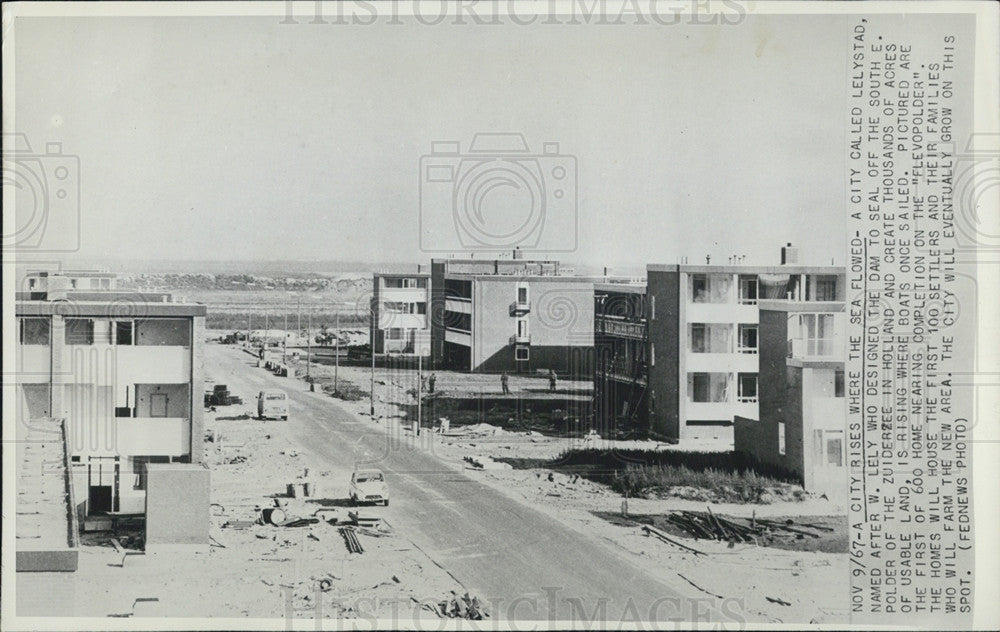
(646, 269, 680, 440)
(144, 463, 210, 552)
(472, 278, 595, 375)
(190, 316, 205, 464)
(429, 261, 447, 369)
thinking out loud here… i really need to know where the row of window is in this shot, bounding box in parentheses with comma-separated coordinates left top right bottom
(381, 277, 427, 289)
(17, 317, 191, 346)
(688, 369, 845, 403)
(689, 323, 758, 354)
(689, 274, 840, 304)
(382, 301, 427, 314)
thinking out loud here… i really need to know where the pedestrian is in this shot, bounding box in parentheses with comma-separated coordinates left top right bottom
(501, 371, 510, 395)
(548, 369, 557, 393)
(428, 373, 436, 393)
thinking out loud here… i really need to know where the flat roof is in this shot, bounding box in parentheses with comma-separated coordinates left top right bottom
(373, 271, 430, 278)
(446, 273, 605, 283)
(594, 282, 647, 294)
(647, 264, 844, 275)
(16, 300, 206, 317)
(758, 299, 845, 313)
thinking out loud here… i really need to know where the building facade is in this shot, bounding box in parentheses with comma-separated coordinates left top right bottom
(371, 270, 431, 357)
(430, 257, 600, 375)
(15, 272, 206, 518)
(734, 300, 847, 495)
(595, 245, 845, 444)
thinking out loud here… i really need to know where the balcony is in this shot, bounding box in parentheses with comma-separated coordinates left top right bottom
(596, 316, 646, 340)
(510, 333, 531, 345)
(788, 337, 839, 360)
(509, 299, 531, 316)
(115, 345, 191, 384)
(115, 418, 190, 457)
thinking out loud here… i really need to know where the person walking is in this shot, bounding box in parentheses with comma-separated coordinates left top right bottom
(428, 373, 436, 393)
(501, 371, 510, 395)
(548, 369, 557, 393)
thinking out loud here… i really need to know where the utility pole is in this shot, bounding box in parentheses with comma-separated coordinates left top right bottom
(282, 311, 288, 364)
(334, 311, 340, 394)
(369, 338, 375, 417)
(306, 309, 312, 386)
(416, 354, 422, 436)
(248, 312, 252, 348)
(264, 309, 269, 360)
(297, 296, 302, 335)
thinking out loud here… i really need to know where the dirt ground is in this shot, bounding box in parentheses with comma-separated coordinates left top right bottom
(22, 399, 464, 620)
(276, 348, 851, 625)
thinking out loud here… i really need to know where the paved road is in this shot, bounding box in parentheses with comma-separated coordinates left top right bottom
(209, 345, 726, 624)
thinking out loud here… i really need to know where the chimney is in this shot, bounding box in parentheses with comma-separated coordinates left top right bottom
(512, 247, 523, 260)
(781, 243, 799, 265)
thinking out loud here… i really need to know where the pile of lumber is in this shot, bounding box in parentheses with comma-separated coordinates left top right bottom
(339, 526, 364, 554)
(664, 508, 833, 545)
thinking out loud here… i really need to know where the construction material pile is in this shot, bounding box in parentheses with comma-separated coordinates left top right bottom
(665, 508, 833, 545)
(339, 526, 364, 554)
(430, 592, 490, 619)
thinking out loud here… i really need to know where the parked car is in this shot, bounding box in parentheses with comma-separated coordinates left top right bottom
(257, 389, 289, 420)
(349, 469, 389, 506)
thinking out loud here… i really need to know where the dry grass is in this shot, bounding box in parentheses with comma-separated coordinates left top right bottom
(542, 449, 803, 504)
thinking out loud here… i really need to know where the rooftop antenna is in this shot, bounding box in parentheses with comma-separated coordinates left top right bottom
(706, 255, 711, 265)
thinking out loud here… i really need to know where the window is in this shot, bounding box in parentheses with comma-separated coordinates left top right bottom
(515, 347, 529, 361)
(835, 370, 845, 397)
(517, 286, 528, 304)
(387, 328, 403, 340)
(797, 313, 836, 356)
(825, 430, 844, 466)
(813, 429, 845, 467)
(64, 318, 94, 345)
(689, 373, 730, 403)
(116, 321, 134, 345)
(517, 318, 529, 337)
(690, 274, 732, 303)
(737, 373, 758, 403)
(738, 324, 758, 354)
(19, 317, 50, 345)
(778, 422, 786, 455)
(738, 275, 759, 305)
(690, 323, 732, 353)
(812, 276, 839, 301)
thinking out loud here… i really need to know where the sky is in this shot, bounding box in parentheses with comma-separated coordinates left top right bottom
(11, 11, 847, 269)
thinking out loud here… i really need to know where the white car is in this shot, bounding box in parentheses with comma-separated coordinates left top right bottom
(349, 469, 389, 506)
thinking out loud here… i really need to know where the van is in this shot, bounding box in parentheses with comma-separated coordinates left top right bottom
(258, 389, 289, 420)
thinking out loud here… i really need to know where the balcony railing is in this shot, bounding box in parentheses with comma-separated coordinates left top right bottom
(788, 337, 838, 359)
(509, 300, 531, 315)
(598, 360, 647, 385)
(595, 316, 646, 340)
(509, 333, 531, 345)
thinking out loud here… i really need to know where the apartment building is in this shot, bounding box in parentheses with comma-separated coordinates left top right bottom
(594, 244, 845, 444)
(371, 270, 431, 357)
(734, 300, 847, 495)
(15, 271, 206, 519)
(430, 256, 601, 375)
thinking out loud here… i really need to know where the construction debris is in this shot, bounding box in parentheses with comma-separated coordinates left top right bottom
(339, 526, 364, 554)
(662, 508, 830, 545)
(436, 592, 490, 619)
